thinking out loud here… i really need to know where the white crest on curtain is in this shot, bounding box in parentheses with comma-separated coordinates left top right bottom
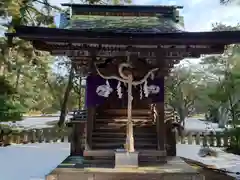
(96, 80, 113, 97)
(148, 85, 160, 94)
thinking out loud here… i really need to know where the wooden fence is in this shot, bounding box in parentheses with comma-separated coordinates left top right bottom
(0, 128, 71, 146)
(176, 131, 230, 147)
(0, 128, 232, 148)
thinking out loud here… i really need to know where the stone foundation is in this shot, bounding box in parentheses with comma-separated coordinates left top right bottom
(46, 157, 204, 180)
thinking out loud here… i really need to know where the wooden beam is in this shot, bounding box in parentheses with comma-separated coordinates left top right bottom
(70, 57, 184, 62)
(32, 41, 224, 55)
(11, 25, 240, 43)
(18, 34, 236, 46)
(50, 50, 206, 59)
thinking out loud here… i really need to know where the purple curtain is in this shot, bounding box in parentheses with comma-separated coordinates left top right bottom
(86, 75, 117, 107)
(86, 75, 164, 108)
(148, 78, 164, 103)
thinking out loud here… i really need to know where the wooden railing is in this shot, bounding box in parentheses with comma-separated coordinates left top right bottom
(0, 128, 232, 148)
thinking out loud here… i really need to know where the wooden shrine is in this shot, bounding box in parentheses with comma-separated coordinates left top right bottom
(6, 3, 240, 180)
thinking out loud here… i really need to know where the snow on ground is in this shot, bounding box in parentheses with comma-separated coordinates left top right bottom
(15, 117, 57, 129)
(184, 118, 224, 133)
(0, 117, 234, 180)
(1, 143, 240, 180)
(1, 115, 72, 129)
(177, 144, 240, 179)
(0, 143, 70, 180)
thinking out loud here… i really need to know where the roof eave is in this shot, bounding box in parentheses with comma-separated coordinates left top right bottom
(5, 26, 240, 46)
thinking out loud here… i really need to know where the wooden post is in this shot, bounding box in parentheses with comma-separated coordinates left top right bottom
(23, 131, 28, 144)
(70, 123, 76, 155)
(31, 130, 36, 143)
(156, 103, 165, 151)
(216, 132, 222, 147)
(126, 75, 134, 152)
(224, 133, 228, 147)
(70, 122, 85, 156)
(195, 133, 200, 145)
(202, 132, 208, 147)
(187, 132, 193, 145)
(86, 107, 95, 150)
(166, 120, 176, 156)
(209, 131, 215, 147)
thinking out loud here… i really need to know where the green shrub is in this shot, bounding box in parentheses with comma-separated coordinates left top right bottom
(0, 76, 24, 122)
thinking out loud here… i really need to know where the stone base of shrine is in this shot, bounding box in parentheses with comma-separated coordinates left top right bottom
(115, 151, 139, 168)
(45, 156, 204, 180)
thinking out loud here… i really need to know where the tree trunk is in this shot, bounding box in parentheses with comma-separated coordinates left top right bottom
(58, 64, 74, 127)
(78, 77, 82, 110)
(178, 106, 186, 127)
(15, 69, 21, 91)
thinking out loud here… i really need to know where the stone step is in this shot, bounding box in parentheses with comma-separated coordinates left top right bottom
(93, 128, 157, 134)
(84, 150, 166, 158)
(84, 159, 114, 164)
(94, 125, 156, 129)
(83, 158, 166, 168)
(84, 150, 115, 157)
(92, 132, 156, 137)
(94, 124, 155, 130)
(98, 109, 152, 116)
(92, 142, 157, 149)
(93, 128, 156, 134)
(91, 141, 158, 147)
(96, 114, 152, 120)
(83, 159, 114, 168)
(92, 137, 157, 142)
(95, 117, 152, 122)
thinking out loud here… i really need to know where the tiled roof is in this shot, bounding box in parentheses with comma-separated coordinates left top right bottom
(67, 15, 184, 33)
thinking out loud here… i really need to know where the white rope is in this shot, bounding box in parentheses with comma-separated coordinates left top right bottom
(94, 62, 158, 86)
(140, 84, 143, 100)
(143, 80, 149, 97)
(116, 81, 122, 99)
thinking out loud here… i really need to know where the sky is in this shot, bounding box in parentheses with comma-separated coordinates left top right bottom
(49, 0, 240, 32)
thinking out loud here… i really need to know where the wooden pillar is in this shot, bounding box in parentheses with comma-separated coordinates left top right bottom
(156, 102, 165, 151)
(86, 107, 95, 150)
(70, 122, 85, 156)
(166, 121, 177, 156)
(155, 62, 166, 152)
(154, 52, 166, 152)
(85, 74, 95, 150)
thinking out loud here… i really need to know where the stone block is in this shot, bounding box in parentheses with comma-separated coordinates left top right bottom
(115, 151, 139, 168)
